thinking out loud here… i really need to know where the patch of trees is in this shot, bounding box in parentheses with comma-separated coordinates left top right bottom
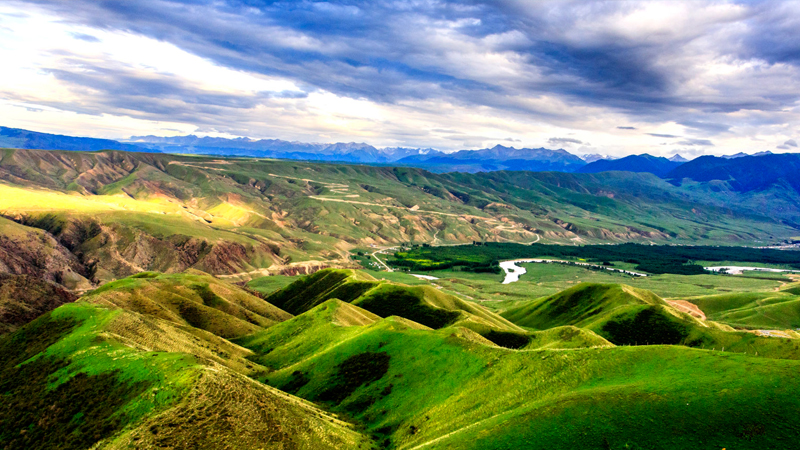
(390, 242, 800, 275)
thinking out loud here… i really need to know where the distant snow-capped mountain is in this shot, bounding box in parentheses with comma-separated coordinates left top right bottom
(581, 153, 615, 163)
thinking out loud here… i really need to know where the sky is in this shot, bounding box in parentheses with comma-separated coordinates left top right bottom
(1, 1, 799, 157)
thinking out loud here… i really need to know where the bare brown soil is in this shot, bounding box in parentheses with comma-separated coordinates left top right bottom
(666, 300, 707, 320)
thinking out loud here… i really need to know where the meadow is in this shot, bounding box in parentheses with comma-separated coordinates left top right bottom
(4, 147, 800, 449)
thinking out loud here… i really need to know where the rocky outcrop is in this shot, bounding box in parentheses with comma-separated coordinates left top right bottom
(0, 224, 92, 290)
(0, 273, 77, 334)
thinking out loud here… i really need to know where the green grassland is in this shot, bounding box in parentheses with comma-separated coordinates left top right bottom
(6, 265, 800, 448)
(263, 269, 522, 333)
(2, 148, 800, 288)
(246, 273, 300, 296)
(0, 273, 370, 449)
(244, 292, 800, 449)
(6, 147, 800, 448)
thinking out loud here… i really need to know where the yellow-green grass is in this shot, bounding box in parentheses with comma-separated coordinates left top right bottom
(0, 182, 183, 215)
(501, 283, 800, 359)
(246, 274, 301, 296)
(0, 300, 369, 449)
(82, 270, 292, 339)
(249, 302, 800, 450)
(265, 269, 521, 332)
(521, 326, 612, 350)
(690, 291, 800, 330)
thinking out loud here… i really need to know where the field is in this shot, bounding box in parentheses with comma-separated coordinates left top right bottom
(389, 242, 800, 275)
(4, 148, 800, 448)
(2, 148, 800, 289)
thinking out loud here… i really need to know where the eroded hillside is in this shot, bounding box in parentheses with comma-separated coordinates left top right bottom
(1, 148, 798, 292)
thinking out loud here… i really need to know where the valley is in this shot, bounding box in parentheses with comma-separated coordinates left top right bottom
(5, 1, 800, 448)
(2, 148, 800, 449)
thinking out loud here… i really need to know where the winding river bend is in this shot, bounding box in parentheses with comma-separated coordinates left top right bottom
(499, 259, 648, 284)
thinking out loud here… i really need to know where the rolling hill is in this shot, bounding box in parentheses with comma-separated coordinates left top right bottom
(0, 282, 369, 449)
(667, 153, 800, 192)
(265, 268, 522, 333)
(5, 265, 800, 448)
(502, 282, 800, 359)
(238, 275, 800, 449)
(1, 147, 799, 298)
(82, 270, 292, 339)
(577, 153, 684, 176)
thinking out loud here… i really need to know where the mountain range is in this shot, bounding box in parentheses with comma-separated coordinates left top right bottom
(578, 154, 685, 177)
(394, 144, 587, 172)
(2, 145, 800, 449)
(4, 126, 799, 178)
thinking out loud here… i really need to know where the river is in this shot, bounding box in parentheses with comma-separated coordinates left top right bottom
(499, 259, 648, 284)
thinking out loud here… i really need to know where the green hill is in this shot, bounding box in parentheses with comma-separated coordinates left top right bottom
(502, 283, 800, 358)
(82, 269, 292, 339)
(242, 294, 800, 450)
(2, 148, 800, 288)
(502, 283, 665, 330)
(689, 290, 800, 330)
(0, 301, 368, 450)
(5, 266, 800, 448)
(265, 268, 522, 333)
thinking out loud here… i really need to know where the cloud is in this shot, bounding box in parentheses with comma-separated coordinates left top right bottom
(548, 137, 583, 146)
(679, 120, 731, 134)
(69, 32, 99, 42)
(677, 139, 714, 146)
(3, 0, 800, 154)
(784, 139, 798, 147)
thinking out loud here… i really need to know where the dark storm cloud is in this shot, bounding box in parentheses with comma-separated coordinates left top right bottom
(10, 0, 800, 137)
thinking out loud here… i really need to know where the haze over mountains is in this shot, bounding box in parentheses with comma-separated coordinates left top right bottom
(4, 126, 800, 184)
(6, 125, 792, 176)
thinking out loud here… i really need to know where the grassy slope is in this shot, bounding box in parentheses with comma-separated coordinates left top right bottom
(502, 283, 800, 359)
(82, 269, 292, 339)
(1, 148, 798, 285)
(244, 301, 800, 450)
(690, 290, 800, 330)
(501, 283, 665, 329)
(0, 300, 369, 449)
(265, 268, 522, 332)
